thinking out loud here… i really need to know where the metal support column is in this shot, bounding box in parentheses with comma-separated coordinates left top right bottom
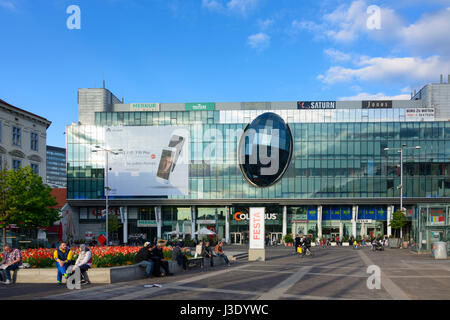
(225, 206, 230, 244)
(282, 205, 287, 239)
(156, 206, 162, 240)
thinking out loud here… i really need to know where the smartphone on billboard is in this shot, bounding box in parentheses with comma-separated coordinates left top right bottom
(168, 134, 185, 171)
(156, 147, 176, 184)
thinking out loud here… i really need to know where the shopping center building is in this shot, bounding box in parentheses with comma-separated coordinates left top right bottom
(65, 80, 450, 252)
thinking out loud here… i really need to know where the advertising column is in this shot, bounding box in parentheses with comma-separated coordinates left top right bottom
(282, 206, 287, 240)
(248, 207, 265, 261)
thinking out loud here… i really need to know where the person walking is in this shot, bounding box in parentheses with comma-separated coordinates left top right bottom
(302, 235, 312, 257)
(294, 234, 301, 254)
(0, 245, 22, 285)
(134, 242, 155, 278)
(53, 242, 74, 285)
(72, 244, 92, 284)
(214, 241, 230, 266)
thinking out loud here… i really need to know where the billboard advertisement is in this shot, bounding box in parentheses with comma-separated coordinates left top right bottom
(405, 108, 434, 121)
(105, 126, 189, 196)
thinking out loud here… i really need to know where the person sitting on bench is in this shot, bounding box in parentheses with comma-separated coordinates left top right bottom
(134, 242, 155, 278)
(214, 241, 230, 266)
(202, 242, 215, 267)
(0, 245, 22, 285)
(53, 242, 74, 285)
(72, 244, 92, 284)
(172, 242, 188, 271)
(151, 242, 173, 276)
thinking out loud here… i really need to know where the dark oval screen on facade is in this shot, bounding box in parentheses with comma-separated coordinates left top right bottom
(238, 112, 293, 187)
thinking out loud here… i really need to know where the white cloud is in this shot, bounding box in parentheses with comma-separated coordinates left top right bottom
(324, 48, 351, 62)
(339, 92, 411, 101)
(202, 0, 223, 11)
(202, 0, 260, 15)
(292, 1, 450, 57)
(0, 0, 16, 11)
(322, 0, 368, 43)
(318, 55, 447, 84)
(227, 0, 260, 14)
(400, 7, 450, 56)
(257, 18, 274, 30)
(247, 32, 270, 50)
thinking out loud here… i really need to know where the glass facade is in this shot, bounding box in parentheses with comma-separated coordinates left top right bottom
(46, 146, 67, 188)
(67, 111, 450, 200)
(67, 109, 450, 246)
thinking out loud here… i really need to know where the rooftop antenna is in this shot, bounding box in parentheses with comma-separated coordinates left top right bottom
(103, 72, 105, 89)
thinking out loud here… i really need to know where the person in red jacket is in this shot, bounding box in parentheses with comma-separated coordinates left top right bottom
(98, 234, 106, 246)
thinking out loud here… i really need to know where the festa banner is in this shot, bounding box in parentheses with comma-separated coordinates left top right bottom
(249, 207, 265, 249)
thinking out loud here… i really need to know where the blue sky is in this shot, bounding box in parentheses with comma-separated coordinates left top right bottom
(1, 0, 449, 147)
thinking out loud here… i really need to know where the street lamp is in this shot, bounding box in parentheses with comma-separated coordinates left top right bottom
(384, 145, 421, 238)
(91, 146, 123, 245)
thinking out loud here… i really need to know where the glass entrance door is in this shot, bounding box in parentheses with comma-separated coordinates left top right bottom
(270, 233, 283, 245)
(296, 224, 307, 235)
(230, 232, 242, 245)
(331, 233, 340, 241)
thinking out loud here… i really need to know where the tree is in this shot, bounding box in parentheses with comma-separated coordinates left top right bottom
(108, 214, 120, 241)
(389, 210, 407, 238)
(0, 166, 59, 249)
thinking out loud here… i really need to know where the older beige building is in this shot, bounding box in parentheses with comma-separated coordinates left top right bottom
(0, 98, 51, 181)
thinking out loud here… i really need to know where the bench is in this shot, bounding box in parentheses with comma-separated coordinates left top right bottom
(187, 257, 204, 269)
(1, 264, 28, 284)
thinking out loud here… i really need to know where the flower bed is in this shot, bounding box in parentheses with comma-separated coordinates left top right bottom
(0, 246, 191, 268)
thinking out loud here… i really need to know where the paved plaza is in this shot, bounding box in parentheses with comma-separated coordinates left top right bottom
(2, 246, 450, 300)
